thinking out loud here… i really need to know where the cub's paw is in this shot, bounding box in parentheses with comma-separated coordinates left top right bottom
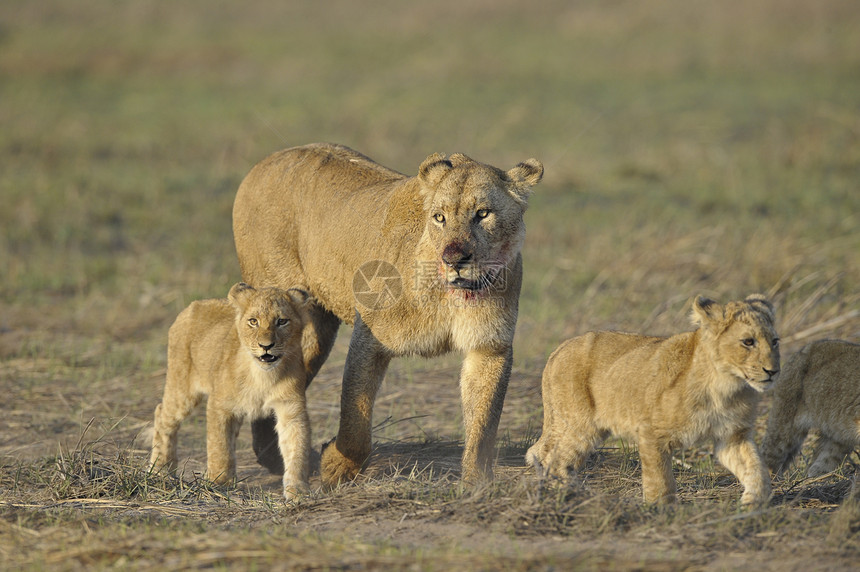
(740, 483, 772, 507)
(283, 482, 310, 504)
(740, 492, 772, 508)
(524, 445, 546, 479)
(320, 437, 364, 488)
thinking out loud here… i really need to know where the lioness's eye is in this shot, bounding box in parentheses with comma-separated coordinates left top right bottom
(248, 318, 258, 327)
(475, 209, 490, 220)
(277, 318, 289, 327)
(772, 338, 780, 347)
(433, 213, 445, 224)
(741, 338, 755, 348)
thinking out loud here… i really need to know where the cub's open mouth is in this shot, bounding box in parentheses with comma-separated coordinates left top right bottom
(258, 354, 280, 364)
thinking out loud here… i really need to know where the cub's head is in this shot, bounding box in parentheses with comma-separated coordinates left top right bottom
(228, 282, 310, 370)
(417, 153, 543, 292)
(692, 294, 780, 392)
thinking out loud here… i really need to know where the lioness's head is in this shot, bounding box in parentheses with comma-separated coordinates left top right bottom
(417, 153, 543, 292)
(692, 294, 780, 392)
(228, 282, 310, 370)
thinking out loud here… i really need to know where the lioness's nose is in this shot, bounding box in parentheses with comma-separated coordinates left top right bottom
(442, 244, 472, 269)
(259, 342, 274, 351)
(763, 367, 779, 377)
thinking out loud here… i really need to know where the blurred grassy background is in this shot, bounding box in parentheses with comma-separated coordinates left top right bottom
(0, 0, 858, 455)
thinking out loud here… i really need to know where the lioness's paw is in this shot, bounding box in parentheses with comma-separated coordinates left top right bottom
(320, 438, 363, 488)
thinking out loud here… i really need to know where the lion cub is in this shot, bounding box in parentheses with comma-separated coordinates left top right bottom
(526, 295, 780, 505)
(150, 283, 311, 501)
(762, 339, 860, 478)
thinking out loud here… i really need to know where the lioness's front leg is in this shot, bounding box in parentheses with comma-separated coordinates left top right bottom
(459, 346, 512, 482)
(321, 315, 391, 487)
(271, 390, 311, 501)
(716, 432, 771, 505)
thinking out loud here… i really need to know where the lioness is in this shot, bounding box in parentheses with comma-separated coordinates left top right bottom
(149, 282, 312, 501)
(526, 294, 780, 504)
(233, 143, 543, 485)
(762, 339, 860, 477)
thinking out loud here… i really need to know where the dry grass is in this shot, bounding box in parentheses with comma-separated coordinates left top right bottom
(1, 0, 859, 569)
(2, 423, 858, 570)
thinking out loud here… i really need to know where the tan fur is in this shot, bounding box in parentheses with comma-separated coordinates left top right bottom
(762, 339, 860, 477)
(526, 294, 780, 505)
(149, 283, 311, 501)
(232, 143, 543, 485)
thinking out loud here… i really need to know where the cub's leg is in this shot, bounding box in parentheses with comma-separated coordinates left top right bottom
(252, 306, 341, 474)
(761, 399, 807, 476)
(205, 398, 242, 484)
(321, 314, 391, 487)
(150, 385, 202, 472)
(271, 388, 312, 501)
(638, 430, 676, 504)
(761, 350, 808, 476)
(807, 437, 854, 477)
(542, 426, 601, 481)
(761, 422, 808, 477)
(459, 346, 512, 482)
(525, 433, 553, 478)
(716, 432, 771, 505)
(526, 366, 559, 477)
(530, 349, 605, 482)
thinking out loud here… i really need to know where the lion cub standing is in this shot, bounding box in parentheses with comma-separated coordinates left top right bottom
(762, 339, 860, 478)
(150, 283, 311, 501)
(526, 295, 780, 505)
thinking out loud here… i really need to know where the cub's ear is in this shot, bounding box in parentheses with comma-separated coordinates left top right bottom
(690, 295, 724, 328)
(228, 282, 255, 310)
(418, 153, 453, 188)
(744, 294, 775, 321)
(286, 287, 313, 309)
(507, 158, 544, 186)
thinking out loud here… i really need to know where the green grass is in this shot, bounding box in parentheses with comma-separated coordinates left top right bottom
(1, 0, 859, 569)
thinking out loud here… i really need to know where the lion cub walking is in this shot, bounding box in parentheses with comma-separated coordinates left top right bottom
(150, 283, 311, 501)
(762, 339, 860, 477)
(526, 295, 780, 505)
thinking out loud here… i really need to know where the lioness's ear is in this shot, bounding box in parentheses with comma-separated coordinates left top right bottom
(507, 158, 544, 186)
(286, 287, 313, 309)
(228, 282, 255, 310)
(506, 158, 544, 205)
(448, 153, 473, 167)
(690, 295, 723, 328)
(744, 294, 775, 321)
(418, 153, 453, 188)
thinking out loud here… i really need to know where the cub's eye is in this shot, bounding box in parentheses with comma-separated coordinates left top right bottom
(276, 318, 290, 327)
(772, 337, 780, 347)
(433, 213, 445, 224)
(741, 338, 756, 348)
(475, 209, 490, 220)
(248, 318, 258, 327)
